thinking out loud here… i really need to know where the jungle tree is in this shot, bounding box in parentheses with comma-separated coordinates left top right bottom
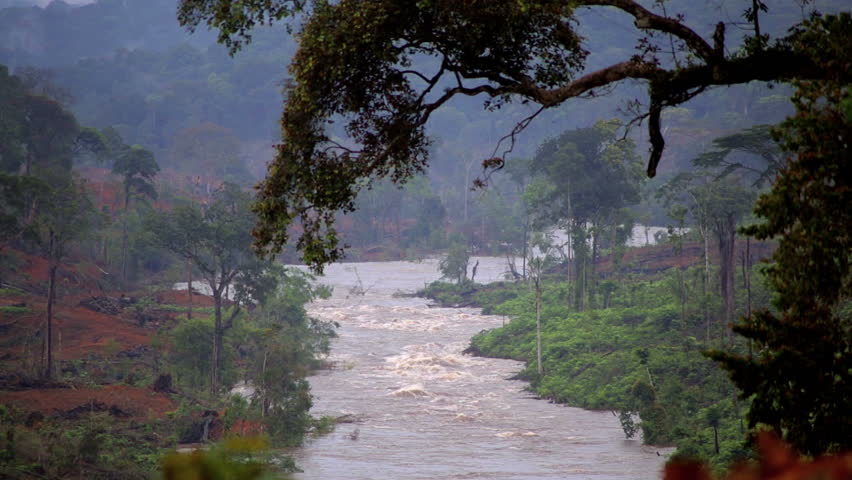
(112, 143, 159, 283)
(658, 172, 755, 343)
(178, 0, 850, 272)
(528, 120, 644, 310)
(693, 124, 783, 188)
(148, 184, 278, 394)
(32, 178, 99, 379)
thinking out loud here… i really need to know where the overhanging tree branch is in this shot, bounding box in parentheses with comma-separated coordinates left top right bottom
(181, 0, 847, 270)
(580, 0, 715, 62)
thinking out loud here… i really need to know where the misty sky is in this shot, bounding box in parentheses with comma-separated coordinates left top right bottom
(30, 0, 93, 5)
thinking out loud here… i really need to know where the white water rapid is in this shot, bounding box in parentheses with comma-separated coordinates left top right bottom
(289, 258, 667, 479)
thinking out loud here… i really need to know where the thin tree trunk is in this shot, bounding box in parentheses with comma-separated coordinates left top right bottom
(121, 188, 130, 285)
(580, 237, 586, 310)
(590, 223, 598, 309)
(702, 223, 711, 345)
(679, 269, 687, 323)
(576, 249, 585, 311)
(211, 289, 222, 394)
(44, 230, 56, 380)
(566, 225, 572, 308)
(521, 218, 528, 279)
(187, 258, 193, 320)
(121, 218, 128, 284)
(261, 350, 269, 417)
(713, 425, 720, 454)
(744, 237, 752, 319)
(535, 275, 543, 376)
(101, 233, 109, 265)
(745, 237, 753, 357)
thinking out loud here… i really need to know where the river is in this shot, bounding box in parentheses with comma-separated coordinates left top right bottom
(289, 257, 668, 480)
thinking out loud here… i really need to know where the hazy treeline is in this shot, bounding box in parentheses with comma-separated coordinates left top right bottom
(1, 0, 839, 257)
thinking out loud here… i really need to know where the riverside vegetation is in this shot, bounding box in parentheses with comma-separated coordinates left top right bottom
(1, 0, 849, 477)
(0, 62, 338, 478)
(422, 255, 773, 471)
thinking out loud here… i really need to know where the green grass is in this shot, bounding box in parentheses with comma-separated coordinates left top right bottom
(0, 305, 31, 314)
(154, 304, 214, 314)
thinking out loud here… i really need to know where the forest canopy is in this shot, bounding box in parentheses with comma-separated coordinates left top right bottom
(179, 0, 850, 271)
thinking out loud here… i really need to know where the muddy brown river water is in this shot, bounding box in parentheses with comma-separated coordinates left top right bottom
(289, 258, 668, 479)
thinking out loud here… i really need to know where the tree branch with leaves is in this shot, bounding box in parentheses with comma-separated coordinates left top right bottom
(178, 1, 846, 271)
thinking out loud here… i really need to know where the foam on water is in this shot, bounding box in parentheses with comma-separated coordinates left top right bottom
(389, 384, 432, 397)
(289, 258, 669, 480)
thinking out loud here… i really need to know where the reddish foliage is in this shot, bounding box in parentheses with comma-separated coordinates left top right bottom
(229, 419, 266, 437)
(664, 433, 852, 480)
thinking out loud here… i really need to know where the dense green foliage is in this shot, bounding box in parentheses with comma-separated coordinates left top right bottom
(166, 268, 335, 445)
(467, 263, 771, 468)
(527, 120, 644, 310)
(439, 240, 472, 285)
(147, 184, 281, 393)
(160, 436, 275, 480)
(708, 13, 852, 456)
(0, 407, 166, 479)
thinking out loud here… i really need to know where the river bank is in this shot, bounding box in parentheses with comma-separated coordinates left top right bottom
(417, 257, 765, 470)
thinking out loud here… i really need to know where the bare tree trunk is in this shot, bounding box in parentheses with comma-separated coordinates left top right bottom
(121, 218, 128, 284)
(44, 230, 56, 380)
(211, 289, 222, 394)
(261, 350, 269, 417)
(535, 275, 543, 376)
(702, 223, 711, 345)
(679, 269, 687, 323)
(121, 189, 130, 285)
(101, 232, 109, 265)
(521, 218, 528, 279)
(187, 258, 193, 320)
(717, 216, 736, 345)
(590, 223, 599, 309)
(582, 254, 588, 311)
(574, 231, 586, 312)
(744, 237, 752, 318)
(743, 237, 753, 357)
(713, 425, 720, 454)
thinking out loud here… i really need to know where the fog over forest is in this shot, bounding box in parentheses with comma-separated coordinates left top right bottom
(0, 1, 849, 479)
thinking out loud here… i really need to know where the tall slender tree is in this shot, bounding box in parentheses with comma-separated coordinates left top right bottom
(112, 144, 159, 283)
(148, 184, 277, 394)
(658, 172, 755, 342)
(32, 178, 99, 379)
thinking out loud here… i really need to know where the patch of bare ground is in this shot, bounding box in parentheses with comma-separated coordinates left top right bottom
(0, 384, 175, 420)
